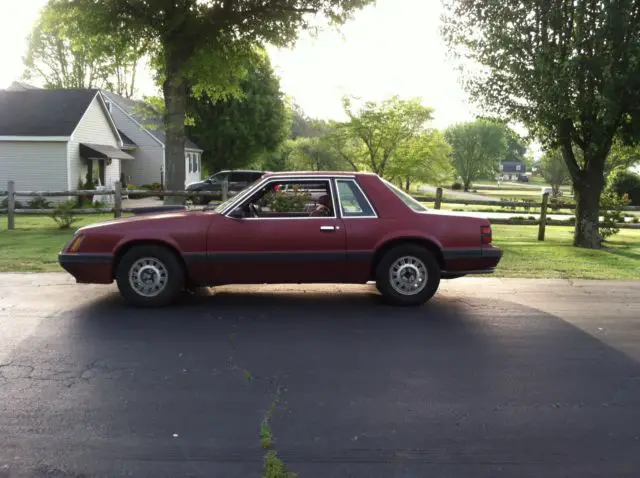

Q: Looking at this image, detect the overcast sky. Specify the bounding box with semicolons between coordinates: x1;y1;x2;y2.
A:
1;0;481;129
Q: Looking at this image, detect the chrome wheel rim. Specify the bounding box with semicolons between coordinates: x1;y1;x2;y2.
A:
389;256;427;296
128;257;169;298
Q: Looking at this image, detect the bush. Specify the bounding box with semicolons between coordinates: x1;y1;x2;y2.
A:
51;200;80;229
608;169;640;205
451;182;463;190
600;191;630;241
27;197;53;210
1;197;24;209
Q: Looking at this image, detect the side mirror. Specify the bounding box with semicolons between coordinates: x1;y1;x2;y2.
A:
228;207;244;219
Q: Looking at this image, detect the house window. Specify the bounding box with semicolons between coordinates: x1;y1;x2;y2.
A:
516;164;521;171
186;153;192;173
194;154;199;172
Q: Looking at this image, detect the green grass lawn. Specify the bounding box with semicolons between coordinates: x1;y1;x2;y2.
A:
0;214;115;272
493;225;640;279
1;215;639;280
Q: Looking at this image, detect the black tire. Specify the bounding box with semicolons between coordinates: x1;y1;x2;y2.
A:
115;244;185;307
191;194;209;205
375;244;441;306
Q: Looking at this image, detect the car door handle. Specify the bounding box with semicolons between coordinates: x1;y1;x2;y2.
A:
320;226;339;232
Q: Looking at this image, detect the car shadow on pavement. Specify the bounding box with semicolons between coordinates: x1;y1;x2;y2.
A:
3;286;640;478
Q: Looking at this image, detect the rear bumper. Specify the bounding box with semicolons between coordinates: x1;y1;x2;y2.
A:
442;246;503;274
58;253;114;284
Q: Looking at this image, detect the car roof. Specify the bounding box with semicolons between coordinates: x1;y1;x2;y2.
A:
262;171;378;178
215;169;265;174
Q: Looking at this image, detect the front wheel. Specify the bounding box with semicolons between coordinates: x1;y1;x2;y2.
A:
375;245;441;306
115;245;185;307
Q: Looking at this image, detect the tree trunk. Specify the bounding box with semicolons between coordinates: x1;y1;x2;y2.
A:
162;48;187;205
573;170;605;248
404;177;411;192
463;180;471;192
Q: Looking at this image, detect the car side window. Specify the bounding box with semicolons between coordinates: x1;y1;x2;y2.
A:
228;172;244;183
241;179;335;218
336;180;376;217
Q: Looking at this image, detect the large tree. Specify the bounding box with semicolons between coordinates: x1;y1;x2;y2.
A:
186;48;289;174
340;95;434;177
62;0;375;203
442;0;640;248
24;0;145;96
444;119;507;191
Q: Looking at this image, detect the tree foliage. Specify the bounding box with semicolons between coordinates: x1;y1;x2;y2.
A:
62;0;375;201
444;119;507;191
386;131;453;191
186;48;289;174
540;149;571;197
24;0;146;96
442;0;640;248
339;96;434;177
607;169;640;206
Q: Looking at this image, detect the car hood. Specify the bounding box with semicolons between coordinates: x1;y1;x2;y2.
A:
186;180;213;189
77;210;211;232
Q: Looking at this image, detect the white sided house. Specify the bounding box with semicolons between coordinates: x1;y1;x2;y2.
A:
3;82;204;191
100;90;203;188
0;88;133;198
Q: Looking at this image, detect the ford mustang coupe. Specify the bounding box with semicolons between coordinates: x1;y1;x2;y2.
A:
58;172;502;307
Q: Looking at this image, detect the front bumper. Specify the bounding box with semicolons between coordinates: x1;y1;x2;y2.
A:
58;253;114;284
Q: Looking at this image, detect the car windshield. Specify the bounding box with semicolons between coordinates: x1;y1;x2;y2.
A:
381;179;428;212
208;173;227;183
213;176;263;213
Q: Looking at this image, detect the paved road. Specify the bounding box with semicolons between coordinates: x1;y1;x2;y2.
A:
1;275;640;478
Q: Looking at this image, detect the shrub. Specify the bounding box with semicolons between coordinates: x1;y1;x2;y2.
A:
451;182;463;190
600;192;630;241
1;197;24;209
27;197;53;210
608;169;640;206
51;200;80;229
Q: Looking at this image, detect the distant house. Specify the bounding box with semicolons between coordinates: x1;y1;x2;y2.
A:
497;160;527;181
3;82;203;190
0;88;133;197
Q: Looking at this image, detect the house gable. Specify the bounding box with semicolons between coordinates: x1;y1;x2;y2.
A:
67;94;124;189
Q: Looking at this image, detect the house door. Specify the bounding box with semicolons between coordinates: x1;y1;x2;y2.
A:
88;159;106;186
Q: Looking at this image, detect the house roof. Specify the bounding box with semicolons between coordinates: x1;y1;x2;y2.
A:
0;89;99;136
500;160;527;173
101;90;202;151
118;129;137;148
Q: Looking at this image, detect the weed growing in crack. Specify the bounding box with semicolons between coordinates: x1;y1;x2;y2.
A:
263;450;297;478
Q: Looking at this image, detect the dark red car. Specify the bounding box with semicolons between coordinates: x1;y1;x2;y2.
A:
59;172;502;307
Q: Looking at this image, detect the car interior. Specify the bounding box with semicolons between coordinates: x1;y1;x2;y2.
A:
233;180;335;218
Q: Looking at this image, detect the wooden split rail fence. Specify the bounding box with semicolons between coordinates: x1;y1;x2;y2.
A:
1;181;639;240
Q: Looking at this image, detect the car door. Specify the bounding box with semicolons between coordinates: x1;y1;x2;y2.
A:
206;178;347;285
334;177;384;283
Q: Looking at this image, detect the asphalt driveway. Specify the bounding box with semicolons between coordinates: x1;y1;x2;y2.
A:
1;275;639;477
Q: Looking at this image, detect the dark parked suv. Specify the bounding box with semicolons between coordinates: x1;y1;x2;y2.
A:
186;169;266;204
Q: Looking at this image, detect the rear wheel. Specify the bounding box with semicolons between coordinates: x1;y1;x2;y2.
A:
115;245;185;307
375;245;441;306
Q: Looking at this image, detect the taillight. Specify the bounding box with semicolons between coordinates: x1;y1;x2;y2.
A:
481;225;492;245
